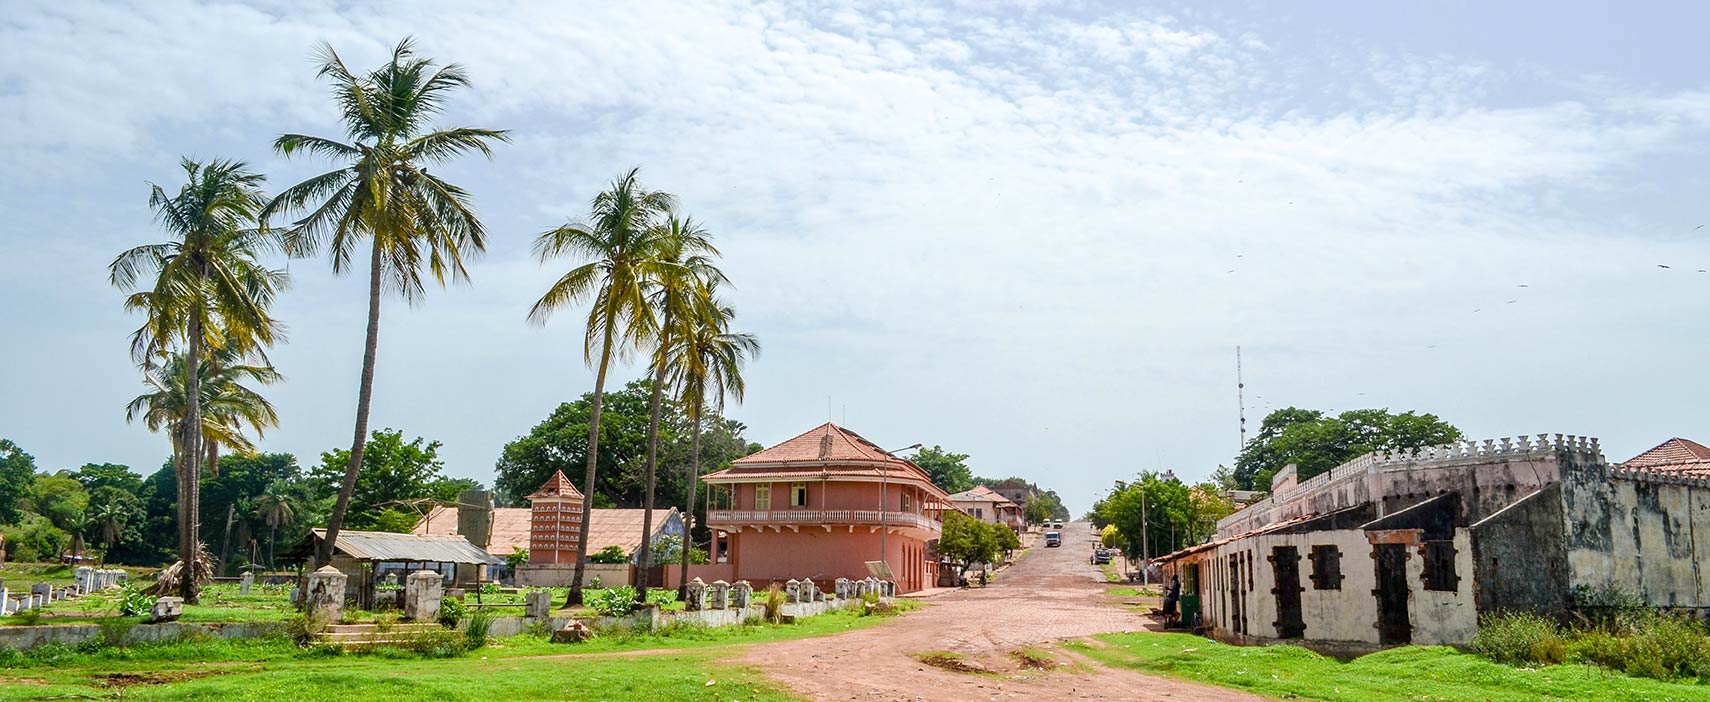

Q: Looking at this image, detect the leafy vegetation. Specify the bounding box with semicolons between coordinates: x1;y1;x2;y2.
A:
1076;631;1710;702
936;510;1021;575
1475;609;1710;683
1090;471;1234;560
1233;406;1463;489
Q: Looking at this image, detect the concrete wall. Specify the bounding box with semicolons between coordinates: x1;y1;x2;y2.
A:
726;529;933;592
0;621;285;651
514;563;631;588
1561;461;1710;610
1470;484;1570;616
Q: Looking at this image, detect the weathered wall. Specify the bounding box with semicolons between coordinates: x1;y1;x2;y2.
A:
1470;484;1570;617
1561;461;1710;609
0;621;284;651
514;563;631;588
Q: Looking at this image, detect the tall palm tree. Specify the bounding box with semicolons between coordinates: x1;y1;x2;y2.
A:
529;168;675;604
90;501;129;565
263;38;508;566
634;216;724;600
126;346;284;469
668;293;759;594
254;481;296;569
111;158;285;603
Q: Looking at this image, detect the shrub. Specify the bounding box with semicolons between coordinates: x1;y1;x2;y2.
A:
437;597;468;628
117;584;156;617
762;584;786;624
1569;613;1710;682
645;588;677;608
589;546;629;564
589;586;640;617
1571;583;1648;633
464;609;493;650
1472;612;1565;666
479;582;500;596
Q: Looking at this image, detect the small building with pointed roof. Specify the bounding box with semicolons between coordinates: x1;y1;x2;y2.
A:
1621;437;1710;476
701;422;951;593
526;470;585;565
947;485;1026;532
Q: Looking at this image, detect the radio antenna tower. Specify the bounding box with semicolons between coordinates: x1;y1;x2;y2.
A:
1236;346;1248;451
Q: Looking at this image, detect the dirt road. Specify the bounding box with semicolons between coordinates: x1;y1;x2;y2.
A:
741;522;1260;701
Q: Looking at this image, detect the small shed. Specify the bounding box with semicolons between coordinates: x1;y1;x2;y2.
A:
285;529;500;607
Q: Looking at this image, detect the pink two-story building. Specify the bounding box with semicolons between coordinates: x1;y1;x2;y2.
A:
701;423;949;593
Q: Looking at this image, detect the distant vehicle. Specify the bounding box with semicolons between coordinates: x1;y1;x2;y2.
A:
1090;549;1113;565
1044;531;1061;547
1050;520;1064;529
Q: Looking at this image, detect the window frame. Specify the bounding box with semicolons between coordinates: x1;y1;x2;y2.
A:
791;482;808;507
754;484;771;511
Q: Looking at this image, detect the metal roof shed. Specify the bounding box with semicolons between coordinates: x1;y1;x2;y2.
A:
285;529;500;608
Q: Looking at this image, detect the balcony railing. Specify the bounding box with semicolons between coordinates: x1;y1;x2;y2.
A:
707;509;941;532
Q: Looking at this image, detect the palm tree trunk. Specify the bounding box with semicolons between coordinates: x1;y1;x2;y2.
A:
269;524;277;570
568;324;616;606
181;308;204;604
679;397;703;595
220;502;236;575
635;326;671;600
320;238;384;566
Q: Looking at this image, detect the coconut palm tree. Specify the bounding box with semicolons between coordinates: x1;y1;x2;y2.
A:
263;38;508;566
254;481;296;569
633;216;724;600
126;346;284;469
668;292;759;594
111;158;285;603
90;501;129;565
529;168;675;604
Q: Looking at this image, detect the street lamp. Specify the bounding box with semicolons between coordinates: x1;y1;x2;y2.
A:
880;443;924;577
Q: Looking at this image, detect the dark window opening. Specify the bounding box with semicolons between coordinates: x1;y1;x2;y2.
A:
1421;540;1459;592
1309;545;1344;590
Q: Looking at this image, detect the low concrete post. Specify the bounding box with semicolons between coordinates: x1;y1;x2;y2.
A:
239;571;254;596
708;580;729;609
304;565;347;623
0;585;8;615
785;579;801;604
685;578;707;612
800;578;815;603
150;596;184;623
31;582;50;602
404;570;444;623
73;567;91;593
731;581;753;610
835;577;850;599
525;589;552;621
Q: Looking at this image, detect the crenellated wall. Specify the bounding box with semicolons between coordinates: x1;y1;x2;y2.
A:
1560;460;1710;610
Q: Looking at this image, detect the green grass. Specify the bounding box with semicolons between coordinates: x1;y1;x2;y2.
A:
0;649;790;701
1104;586;1140;597
1074;632;1710;701
0;562;153;587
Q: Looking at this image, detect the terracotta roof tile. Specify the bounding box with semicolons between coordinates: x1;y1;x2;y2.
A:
708;422;947;498
1622;438;1710;471
732;422;896;465
527;470;584;501
412;506;675;558
947;485;1019;507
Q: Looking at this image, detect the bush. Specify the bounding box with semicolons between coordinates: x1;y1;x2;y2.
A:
589;546;629;564
117;584;156;617
1569;613;1710;682
645;588;677;608
437;597;468;627
589;586;640;617
1472;612;1565;666
464;609;493;650
762;584;786;624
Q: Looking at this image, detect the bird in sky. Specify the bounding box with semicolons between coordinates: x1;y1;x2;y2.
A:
1517;284;1529;288
1659;264;1672;269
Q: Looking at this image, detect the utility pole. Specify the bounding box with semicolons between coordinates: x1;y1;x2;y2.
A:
1139;484;1149;585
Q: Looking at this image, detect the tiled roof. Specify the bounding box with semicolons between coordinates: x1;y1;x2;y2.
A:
303;529;499;565
412;506;677;558
1623;438;1710;469
708;423;946;498
528;470;584;501
947;485;1019;507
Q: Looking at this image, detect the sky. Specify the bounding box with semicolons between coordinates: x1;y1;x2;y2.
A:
2;1;1707;516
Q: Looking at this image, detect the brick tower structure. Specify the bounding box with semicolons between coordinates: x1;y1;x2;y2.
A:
526;470;585;565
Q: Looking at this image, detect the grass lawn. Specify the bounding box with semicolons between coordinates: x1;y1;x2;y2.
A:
0;563;153;588
0;602;917;700
1073;632;1710;702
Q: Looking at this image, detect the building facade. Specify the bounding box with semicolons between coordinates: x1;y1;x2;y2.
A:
947;485;1026;531
1159;434;1710;654
701;423;950;593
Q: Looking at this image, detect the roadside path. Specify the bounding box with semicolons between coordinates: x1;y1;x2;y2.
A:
741;522;1261;701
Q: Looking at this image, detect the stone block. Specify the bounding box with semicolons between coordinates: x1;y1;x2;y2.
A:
404;570;444;622
239;571;254;596
835;577;851;599
150;596;184;623
552;620;593;643
304;565;347;623
525;589;553;620
800;578;815;602
785;579;801;603
684;578;707;612
708;580;729;609
731;581;753;609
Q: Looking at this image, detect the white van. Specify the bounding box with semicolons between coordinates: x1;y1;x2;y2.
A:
1044;531;1062;547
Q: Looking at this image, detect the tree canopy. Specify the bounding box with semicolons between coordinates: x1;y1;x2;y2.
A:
912;445;974;494
1233;407;1463;490
309;429;480;531
1090;471;1235;560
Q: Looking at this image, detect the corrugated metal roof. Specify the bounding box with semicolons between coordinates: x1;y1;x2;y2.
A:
311;529;499;565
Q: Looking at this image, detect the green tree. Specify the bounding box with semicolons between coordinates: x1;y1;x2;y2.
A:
264;38;508;566
74;463;143;493
253;481;296;569
0;439;38;524
666;292;759;594
87;487;145;565
29;474;88;550
528;167;675;604
1234;407;1463;489
937;510;1001;576
309;429;478;530
633;215;724;599
912;446;974;494
110;158;285;602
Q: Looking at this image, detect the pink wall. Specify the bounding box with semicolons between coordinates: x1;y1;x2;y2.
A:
725;528;935;592
727;480;933;513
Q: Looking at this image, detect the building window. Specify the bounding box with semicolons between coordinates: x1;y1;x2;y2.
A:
791;482;808;507
1309;545;1343;590
1422;540;1459;592
754;485;771;510
901;492;913;512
